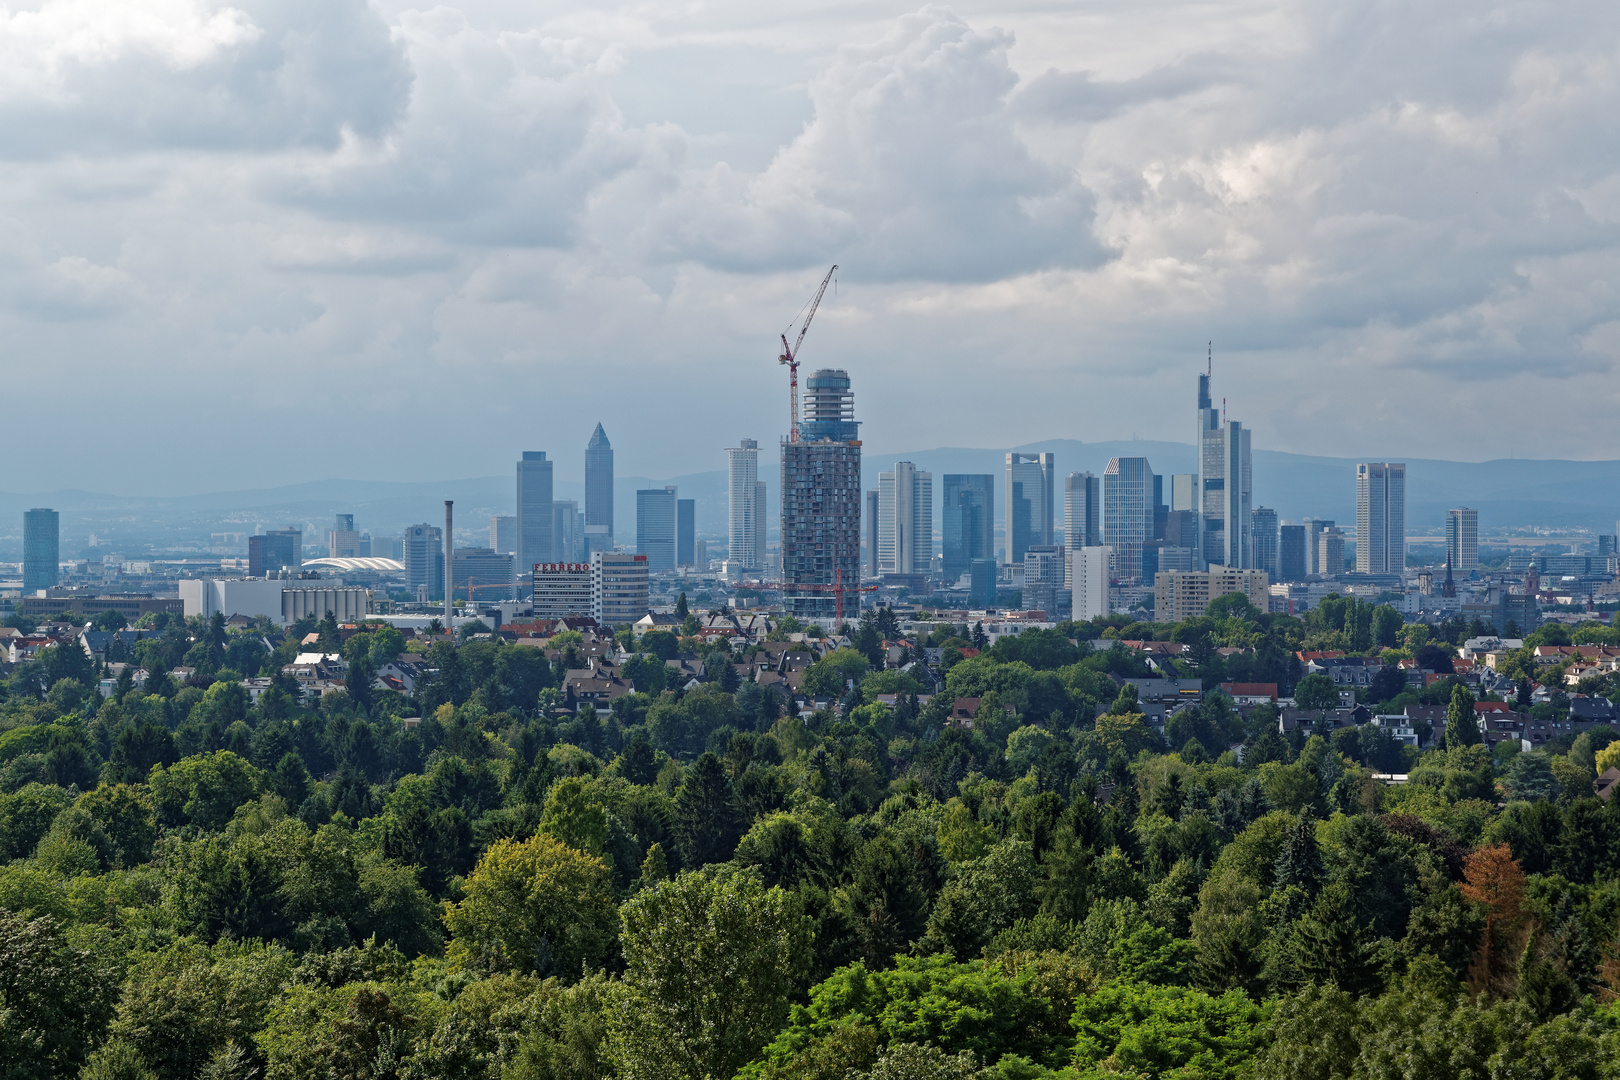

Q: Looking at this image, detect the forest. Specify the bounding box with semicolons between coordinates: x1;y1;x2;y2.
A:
3;595;1620;1080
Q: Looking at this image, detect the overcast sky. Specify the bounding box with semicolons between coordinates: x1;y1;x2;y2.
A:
3;0;1617;494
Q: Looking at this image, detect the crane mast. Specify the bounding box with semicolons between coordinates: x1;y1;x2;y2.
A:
778;264;837;443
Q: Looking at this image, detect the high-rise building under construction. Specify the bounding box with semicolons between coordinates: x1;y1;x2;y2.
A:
781;369;862;622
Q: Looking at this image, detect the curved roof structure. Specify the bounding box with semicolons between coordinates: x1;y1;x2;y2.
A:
302;557;406;572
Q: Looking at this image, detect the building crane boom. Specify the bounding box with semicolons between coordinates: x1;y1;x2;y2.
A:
778;264;837;443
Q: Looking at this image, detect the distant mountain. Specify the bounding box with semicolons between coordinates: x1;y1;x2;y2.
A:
0;441;1610;557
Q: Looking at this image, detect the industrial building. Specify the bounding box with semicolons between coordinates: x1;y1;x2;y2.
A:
21;594;184;620
179;579;370;624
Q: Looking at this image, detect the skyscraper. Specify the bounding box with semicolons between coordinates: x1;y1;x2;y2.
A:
329;513;361;559
781;369;861;621
552;501;583;562
1023;545;1066;616
727;439;763;572
677;499;695;568
22;508;58;593
1356;463;1406;573
1064;472;1100;586
404;524;444;599
1319;526;1346;576
490;515;518;556
256;528;302;575
877;461;932;575
755;480;768;569
1072;546;1111;621
1005;452;1056;564
636;486;677;571
585;423;614;554
943;475;994;585
1251;507;1279;578
517;451;554;576
1279;524;1307;582
1196;371;1252;569
1447;508;1479;571
1303;518;1335;576
1103;456;1155;582
865;489;880;576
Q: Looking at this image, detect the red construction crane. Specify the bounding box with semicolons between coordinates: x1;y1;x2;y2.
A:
732;567;874;624
778;264;837;443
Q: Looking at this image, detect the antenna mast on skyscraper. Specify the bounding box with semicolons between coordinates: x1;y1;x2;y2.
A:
778;264;838;443
1207;341;1212;377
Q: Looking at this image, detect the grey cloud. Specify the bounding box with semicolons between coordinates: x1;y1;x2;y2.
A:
641;6;1110;282
0;0;409;159
1013;53;1239;123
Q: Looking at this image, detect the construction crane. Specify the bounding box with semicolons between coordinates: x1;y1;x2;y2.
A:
731;567;875;624
778;264;837;443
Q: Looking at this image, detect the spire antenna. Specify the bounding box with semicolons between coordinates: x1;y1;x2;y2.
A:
1207;341;1212;377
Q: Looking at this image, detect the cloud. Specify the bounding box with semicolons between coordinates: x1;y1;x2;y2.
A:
640;6;1109;282
0;0;409;156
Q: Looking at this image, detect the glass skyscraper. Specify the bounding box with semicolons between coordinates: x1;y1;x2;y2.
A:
22;508;58;593
516;451;554;576
942;474;994;585
1102;456;1155;584
1005;452;1055;565
1356;463;1406;573
637;486;677;571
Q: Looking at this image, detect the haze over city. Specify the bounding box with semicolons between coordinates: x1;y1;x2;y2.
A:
3;0;1619;494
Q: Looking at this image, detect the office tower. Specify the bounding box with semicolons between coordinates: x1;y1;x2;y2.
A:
943;475;994;585
517;451;554;575
695;539;709;568
727;438;763;572
1170;474;1197;513
592;551;650;626
1073;546;1111;621
865;490;880;576
636;486;678;570
677;499;695;567
1251;507;1279;577
1023;545;1066;616
1302;518;1334;576
1005;452;1056;564
1153;473;1168;542
969;559;998;607
452;549;514;600
1319;526;1346;576
755;481;768;569
328;514;360;559
1102;456;1156;583
1196;372;1252;569
878;461;932;574
532;561;592;618
781;369;861;621
552;501;583;562
585;423;614;553
1064;472;1100;562
254;528;302;575
22;508;59;592
1356;463;1406;573
1598;535;1618;560
1446;508;1479;571
1279;524;1307;582
403;524;444;599
1154;567;1270;622
490;516;518;556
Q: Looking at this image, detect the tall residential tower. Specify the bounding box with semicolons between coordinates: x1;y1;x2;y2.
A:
781;369;862;621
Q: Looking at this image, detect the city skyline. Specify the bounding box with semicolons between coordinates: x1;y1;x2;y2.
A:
1;2;1616;494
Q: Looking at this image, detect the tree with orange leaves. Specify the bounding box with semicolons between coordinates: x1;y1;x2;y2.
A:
1459;842;1528;999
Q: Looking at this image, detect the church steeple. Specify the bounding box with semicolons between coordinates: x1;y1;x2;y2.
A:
1441;551;1456;598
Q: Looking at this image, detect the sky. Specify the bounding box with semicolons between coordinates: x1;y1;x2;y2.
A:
2;0;1618;494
